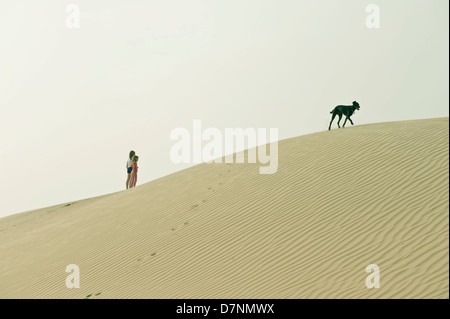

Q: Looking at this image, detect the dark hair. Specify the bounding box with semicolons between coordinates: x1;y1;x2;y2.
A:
129;150;135;159
133;155;139;162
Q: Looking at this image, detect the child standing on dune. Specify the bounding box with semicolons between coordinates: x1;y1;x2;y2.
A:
130;155;139;188
126;150;135;189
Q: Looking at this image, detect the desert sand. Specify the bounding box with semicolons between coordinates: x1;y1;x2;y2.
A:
0;117;448;299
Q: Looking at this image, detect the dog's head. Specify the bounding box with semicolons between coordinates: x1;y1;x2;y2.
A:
353;101;360;110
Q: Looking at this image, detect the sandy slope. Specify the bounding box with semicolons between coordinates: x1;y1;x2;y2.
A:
0;118;448;299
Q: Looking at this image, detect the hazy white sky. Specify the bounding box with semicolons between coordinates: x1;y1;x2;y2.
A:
0;0;448;218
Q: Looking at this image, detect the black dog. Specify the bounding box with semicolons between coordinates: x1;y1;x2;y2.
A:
328;101;360;130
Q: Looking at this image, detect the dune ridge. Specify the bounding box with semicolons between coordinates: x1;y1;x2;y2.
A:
0;117;448;298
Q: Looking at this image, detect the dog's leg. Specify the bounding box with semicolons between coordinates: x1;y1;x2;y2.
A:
329;113;337;130
348;117;354;125
337;113;343;128
343;116;348;128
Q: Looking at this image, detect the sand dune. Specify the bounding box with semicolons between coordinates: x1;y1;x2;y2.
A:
0;118;448;299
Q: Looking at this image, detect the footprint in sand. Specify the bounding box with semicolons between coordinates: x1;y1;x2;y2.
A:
85;292;101;299
136;253;155;265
